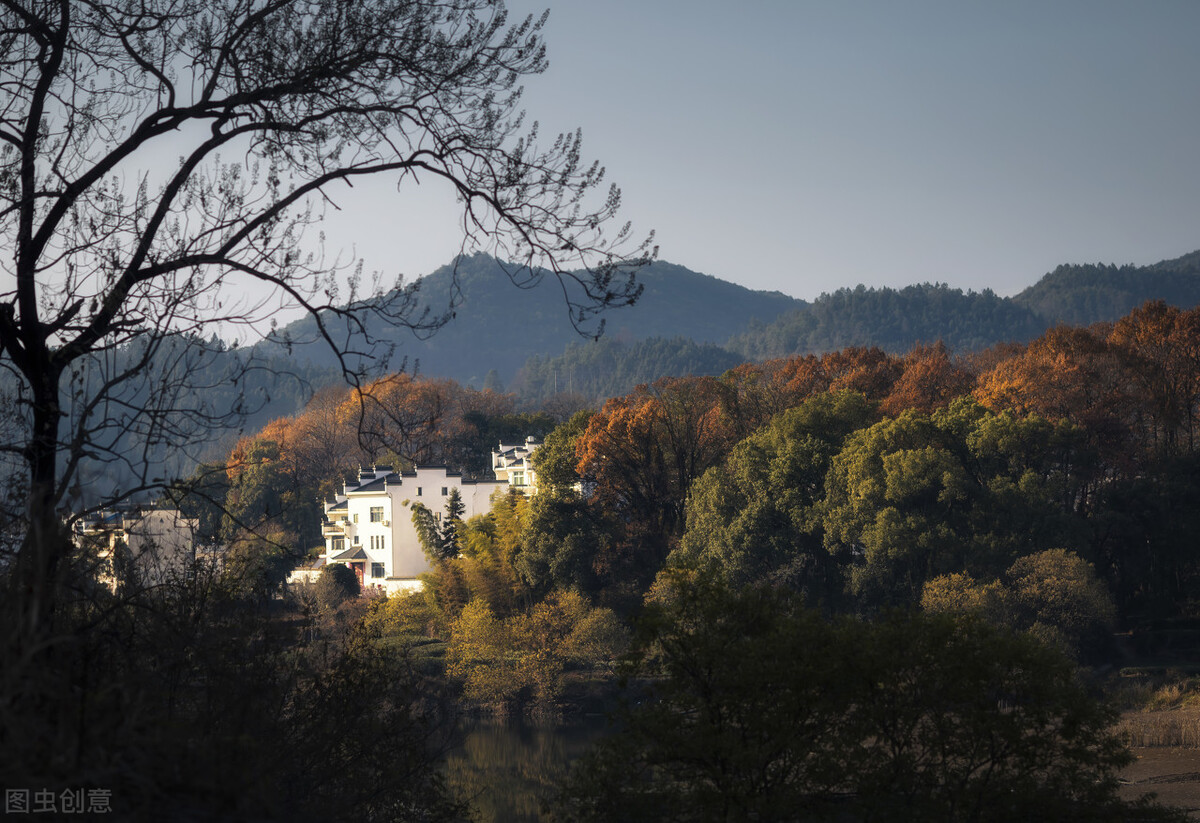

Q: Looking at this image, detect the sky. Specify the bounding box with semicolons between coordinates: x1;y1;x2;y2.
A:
322;0;1200;301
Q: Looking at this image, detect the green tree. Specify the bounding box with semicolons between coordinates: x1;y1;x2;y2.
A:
533;410;595;494
412;488;466;562
923;549;1116;662
514;412;622;600
553;572;1176;823
673;391;875;606
314;563;361;611
518;492;617;598
1007;548;1116;658
445;591;626;710
823;399;1087;609
442;488;465;556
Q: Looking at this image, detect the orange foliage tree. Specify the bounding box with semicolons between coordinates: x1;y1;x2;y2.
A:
974;325;1136;475
881;342;975;417
338;373;451;465
719;347;904;437
1108;301;1200;455
575;377;735;581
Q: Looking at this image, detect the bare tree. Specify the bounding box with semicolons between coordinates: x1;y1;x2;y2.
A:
0;0;652;636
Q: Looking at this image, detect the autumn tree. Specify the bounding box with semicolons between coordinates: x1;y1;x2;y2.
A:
881;341;975;417
575;377;733;589
715;359;805;438
974;325;1135;478
1108;301;1200;455
718;348;903;438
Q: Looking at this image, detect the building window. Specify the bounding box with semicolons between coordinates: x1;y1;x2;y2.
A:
353;535;360;545
512;471;525;486
353;513;359;523
331;536;345;552
416;487;422;496
371;562;385;579
441;486;448;496
369;506;384;522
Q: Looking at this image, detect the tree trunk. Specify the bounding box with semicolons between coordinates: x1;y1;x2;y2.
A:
15;367;66;642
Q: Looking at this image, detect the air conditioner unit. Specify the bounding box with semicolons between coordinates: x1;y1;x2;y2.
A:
382;520;390;527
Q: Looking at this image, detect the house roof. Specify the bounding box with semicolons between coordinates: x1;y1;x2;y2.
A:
331;547;369;561
349;475;389;493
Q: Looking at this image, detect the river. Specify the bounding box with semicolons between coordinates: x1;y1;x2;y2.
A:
445;713;612;822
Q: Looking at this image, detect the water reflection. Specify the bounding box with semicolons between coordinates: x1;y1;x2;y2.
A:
445;714;610;822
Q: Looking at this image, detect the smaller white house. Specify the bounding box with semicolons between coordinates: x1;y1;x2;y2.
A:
75;508;200;589
320;438;542;594
492;435;541;494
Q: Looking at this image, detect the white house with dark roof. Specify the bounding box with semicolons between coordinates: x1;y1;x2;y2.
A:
75;508;201;589
319;437;541;593
491;435;541;495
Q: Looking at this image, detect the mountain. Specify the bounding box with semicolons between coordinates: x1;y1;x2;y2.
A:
510;336;747;405
1011;251;1200;326
259;254;803;386
729;250;1200;360
726;283;1047;360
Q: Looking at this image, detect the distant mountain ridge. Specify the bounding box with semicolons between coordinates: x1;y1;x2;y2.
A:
260;254;804;386
726;250;1200;362
1011;250;1200;326
261;249;1200;401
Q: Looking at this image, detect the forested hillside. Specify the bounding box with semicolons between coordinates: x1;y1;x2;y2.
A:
727;283;1045;360
67;249;1200;501
1013;250;1200;325
258;254;801;386
509;337;745;406
732;250;1200;360
257;250;1200;402
212;300;1200;628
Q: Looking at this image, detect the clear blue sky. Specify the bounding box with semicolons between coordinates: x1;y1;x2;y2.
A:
326;0;1200;300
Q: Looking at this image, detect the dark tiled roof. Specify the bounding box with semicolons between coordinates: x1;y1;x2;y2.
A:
332;547;369;561
349;476;389;493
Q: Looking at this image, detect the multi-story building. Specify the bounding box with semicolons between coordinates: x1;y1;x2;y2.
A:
319;438;541;593
491;435;541;494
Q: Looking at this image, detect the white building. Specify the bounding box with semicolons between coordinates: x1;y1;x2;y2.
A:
492;435;541;494
319;438;540;594
76;508;200;589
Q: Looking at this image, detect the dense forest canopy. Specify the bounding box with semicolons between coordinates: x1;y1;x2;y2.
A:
210;300;1200;626
154;298;1200;819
